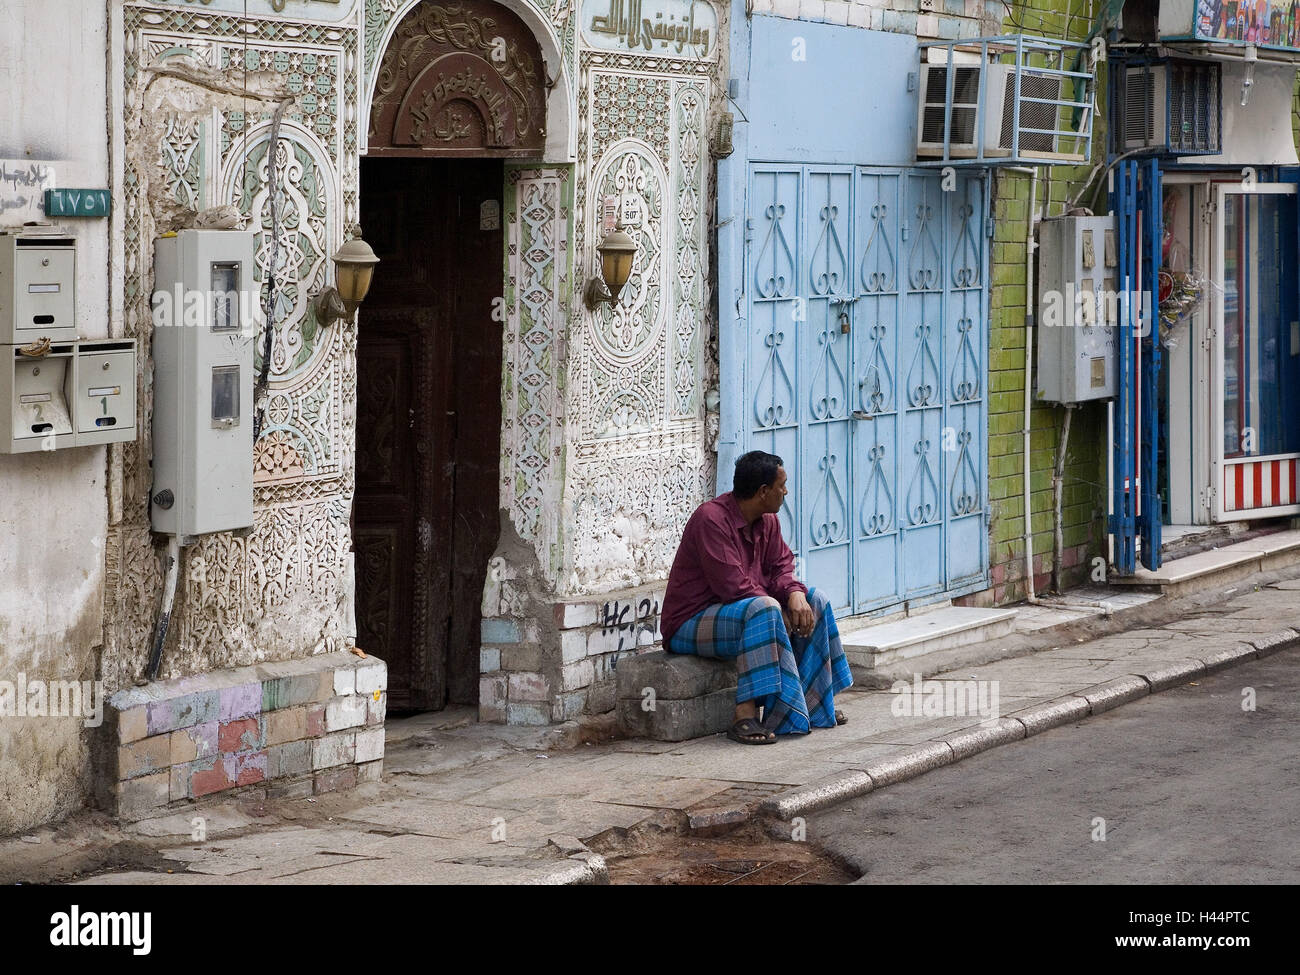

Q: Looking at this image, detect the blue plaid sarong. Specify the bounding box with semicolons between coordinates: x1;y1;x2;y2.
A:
666;587;853;735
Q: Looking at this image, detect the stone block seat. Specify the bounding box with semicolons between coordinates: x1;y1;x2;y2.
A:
616;649;737;741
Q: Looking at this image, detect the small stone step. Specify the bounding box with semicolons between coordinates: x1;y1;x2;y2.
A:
615;650;736;701
615;650;737;741
1110;528;1300;597
1152;524;1239;561
838;606;1019;677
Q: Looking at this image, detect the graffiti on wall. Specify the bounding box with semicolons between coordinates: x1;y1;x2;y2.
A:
599;593;660;658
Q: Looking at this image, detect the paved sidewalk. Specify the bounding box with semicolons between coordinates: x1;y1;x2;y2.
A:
6;570;1300;885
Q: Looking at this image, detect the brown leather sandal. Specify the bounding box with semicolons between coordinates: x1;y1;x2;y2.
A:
727;717;777;745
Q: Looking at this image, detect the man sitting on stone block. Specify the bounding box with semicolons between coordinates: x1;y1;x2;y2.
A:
660;450;853;745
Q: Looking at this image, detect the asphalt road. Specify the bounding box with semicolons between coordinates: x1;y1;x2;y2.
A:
811;648;1300;884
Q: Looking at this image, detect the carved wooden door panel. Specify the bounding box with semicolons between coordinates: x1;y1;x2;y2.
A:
357;158;453;711
355;317;429;709
356;156;503;711
367;0;548;159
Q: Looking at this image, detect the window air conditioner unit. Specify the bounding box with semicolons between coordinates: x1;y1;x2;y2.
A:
1121;61;1221;155
917;62;1068;160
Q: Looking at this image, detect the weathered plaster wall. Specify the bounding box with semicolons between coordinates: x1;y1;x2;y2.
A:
102;0;364;690
979;0;1108;603
478;0;730;721
463;0;729;599
559;0;729;595
0;0;112;834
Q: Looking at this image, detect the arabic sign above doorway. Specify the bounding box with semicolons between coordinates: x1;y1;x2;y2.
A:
582;0;719;62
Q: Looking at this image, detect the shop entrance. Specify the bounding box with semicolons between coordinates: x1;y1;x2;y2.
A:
1161;175;1300;528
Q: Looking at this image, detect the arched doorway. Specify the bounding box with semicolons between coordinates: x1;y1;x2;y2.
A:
355;0;549;710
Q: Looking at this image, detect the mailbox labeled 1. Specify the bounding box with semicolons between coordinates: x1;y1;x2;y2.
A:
74;339;137;446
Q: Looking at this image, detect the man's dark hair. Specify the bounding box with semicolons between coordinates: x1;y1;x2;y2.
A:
733;450;783;499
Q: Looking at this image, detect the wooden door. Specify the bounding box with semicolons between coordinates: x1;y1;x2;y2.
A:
355;157;504;710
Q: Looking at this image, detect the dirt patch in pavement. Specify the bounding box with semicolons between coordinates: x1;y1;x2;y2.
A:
593;820;856;885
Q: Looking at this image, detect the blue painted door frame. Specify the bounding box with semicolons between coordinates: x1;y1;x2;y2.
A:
1109;158;1163;573
718;11;991;615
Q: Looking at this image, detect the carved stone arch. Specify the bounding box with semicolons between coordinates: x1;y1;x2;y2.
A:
367;0;561;159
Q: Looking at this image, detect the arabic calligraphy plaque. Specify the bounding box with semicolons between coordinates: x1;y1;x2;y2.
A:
369;1;547;157
581;0;719;62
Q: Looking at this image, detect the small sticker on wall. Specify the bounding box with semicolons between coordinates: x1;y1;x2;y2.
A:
480;199;500;231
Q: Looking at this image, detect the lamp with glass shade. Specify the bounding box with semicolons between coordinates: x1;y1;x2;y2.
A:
313;235;380;327
583;223;638;311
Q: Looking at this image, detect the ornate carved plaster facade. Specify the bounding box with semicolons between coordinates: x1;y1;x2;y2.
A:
96;0;727;725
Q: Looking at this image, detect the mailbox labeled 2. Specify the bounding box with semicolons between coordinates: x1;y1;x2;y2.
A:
1;345;74;453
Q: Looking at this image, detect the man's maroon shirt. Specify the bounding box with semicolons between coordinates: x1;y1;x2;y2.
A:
660;491;808;642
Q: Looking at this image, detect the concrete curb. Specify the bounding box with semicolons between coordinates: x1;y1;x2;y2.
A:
942;717;1027;760
859;740;955;788
1070;675;1150;715
527;853;609;885
1250;628;1300;656
761;771;874;821
1198;643;1264;674
1134;657;1207;693
1009;695;1090;735
755;641;1294;823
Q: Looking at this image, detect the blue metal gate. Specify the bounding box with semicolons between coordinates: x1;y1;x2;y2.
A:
743;165;990;616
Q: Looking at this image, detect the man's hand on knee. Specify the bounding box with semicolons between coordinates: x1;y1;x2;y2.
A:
786;591;815;637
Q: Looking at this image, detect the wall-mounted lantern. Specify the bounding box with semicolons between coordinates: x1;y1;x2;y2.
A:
583;224;638;311
312;235;380;327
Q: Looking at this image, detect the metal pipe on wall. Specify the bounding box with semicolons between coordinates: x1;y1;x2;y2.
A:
1007;165;1040;602
1052;404;1074;593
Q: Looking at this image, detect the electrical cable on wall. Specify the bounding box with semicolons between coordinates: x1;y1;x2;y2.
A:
254;97;291;442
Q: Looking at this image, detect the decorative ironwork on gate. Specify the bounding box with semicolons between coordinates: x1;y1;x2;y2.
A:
744;166;990;616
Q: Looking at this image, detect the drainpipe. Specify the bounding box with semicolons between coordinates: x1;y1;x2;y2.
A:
1052;403;1074;593
1006;165;1040;603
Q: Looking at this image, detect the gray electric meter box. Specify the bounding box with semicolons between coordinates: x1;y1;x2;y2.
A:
151;230;256;540
1035;215;1119;404
0;227;78;345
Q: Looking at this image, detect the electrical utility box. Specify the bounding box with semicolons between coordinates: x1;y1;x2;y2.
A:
1035;215;1119;404
0;228;78;345
151;230;256;540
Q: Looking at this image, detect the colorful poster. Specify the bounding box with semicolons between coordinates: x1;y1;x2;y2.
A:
1197;0;1300;48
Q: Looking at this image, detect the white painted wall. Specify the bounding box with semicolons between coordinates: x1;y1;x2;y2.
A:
0;0;111;834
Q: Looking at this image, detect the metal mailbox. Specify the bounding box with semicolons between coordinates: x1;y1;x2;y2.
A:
1;343;75;453
73;339;137;446
0;228;78;345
